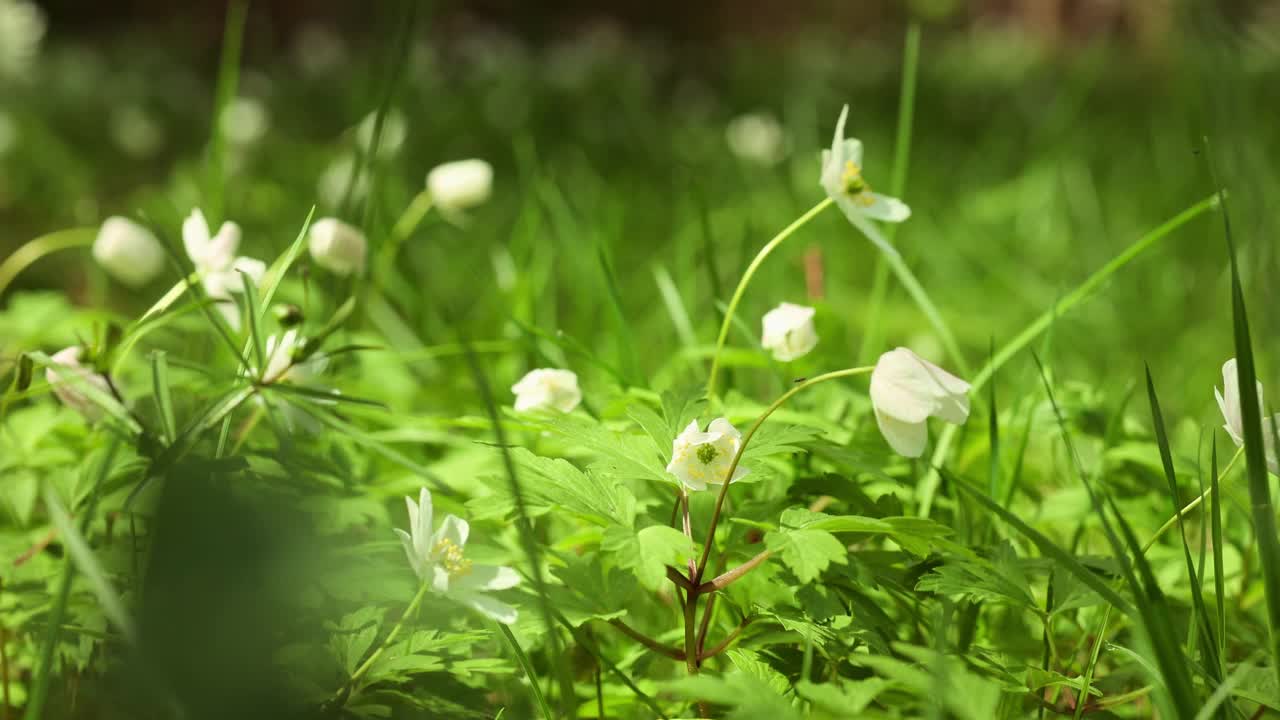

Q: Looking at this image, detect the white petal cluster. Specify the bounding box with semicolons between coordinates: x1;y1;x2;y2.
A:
725;112;787;166
761;302;818;362
1216;358;1279;475
666;418;749;492
307;217;366;277
511;368;581;413
820;106;910;236
45;346;111;422
869;347;970;458
396;488;521;624
426;159;493;212
93;217;166;288
182;208;266;331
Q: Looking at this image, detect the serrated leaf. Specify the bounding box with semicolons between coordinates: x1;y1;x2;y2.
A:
603;525;694;589
508;447;636;527
765;526;846;583
533;412;671;485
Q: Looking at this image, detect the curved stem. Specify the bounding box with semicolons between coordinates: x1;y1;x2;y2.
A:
1141;446;1243;553
339;581;430;699
499;622;554;720
698;617;754;662
694;366;874;581
697;549;772;594
0;229;95;300
606;619;685;661
705;197;833;398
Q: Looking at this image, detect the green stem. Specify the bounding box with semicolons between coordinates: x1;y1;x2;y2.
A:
705;197;833;398
916;192;1220;518
694;366;874;581
338;581;430;701
1141;446;1242;553
498;623;554;720
0;229;95;300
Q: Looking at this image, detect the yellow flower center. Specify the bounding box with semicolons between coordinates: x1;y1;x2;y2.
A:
696;443;719;465
841;160;875;206
433;537;473;578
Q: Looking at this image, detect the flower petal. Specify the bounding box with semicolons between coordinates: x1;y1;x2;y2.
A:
874;405;928;458
453;592;518;625
434;514;469;551
182;208;211;265
393;528;423;580
707;417;741;441
454;565;521;592
870;349;938;424
231;256;266;287
860;193;911;223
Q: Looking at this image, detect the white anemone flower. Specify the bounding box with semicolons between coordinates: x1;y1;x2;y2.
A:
820;105;910;253
93;217;166;288
870;347;971;458
511;368;581;413
725;112;787;166
307;217;366;277
1216;358;1279;475
45;346;111;422
666;418;749;492
426;159;493;212
761;302;818;362
182;208;266;331
395;488;521;624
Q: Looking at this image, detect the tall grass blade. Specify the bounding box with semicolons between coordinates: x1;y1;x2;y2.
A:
497;623;553;720
151;350;177;443
204;0;248;223
1210;440;1226;661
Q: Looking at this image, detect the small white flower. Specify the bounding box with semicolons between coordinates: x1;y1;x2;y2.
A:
93;217;166;288
511;368;581;413
426;159;493;212
45;346;111;422
725;112;786;166
307;217;366;277
395;488;521;624
870;347;970;458
820;106;910;242
183;208;266;331
220;97;270;146
0;0;45;80
1216;358;1279;475
262;329;327;385
665;418;749;492
761;302;818;362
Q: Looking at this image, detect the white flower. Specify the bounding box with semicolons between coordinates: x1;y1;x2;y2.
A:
45;346;111;422
395;488;520;624
870;347;970;458
1216;358;1279;475
307;217;366;277
820;105;910;234
262;329;327;385
761;302;818;362
219;97;270;146
726;112;786;166
0;0;45;80
426;159;493;212
93;217;166;288
666;418;749;492
511;368;581;413
183;208;266;331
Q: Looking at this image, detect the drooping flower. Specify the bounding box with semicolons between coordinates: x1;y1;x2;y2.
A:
45;346;112;422
307;217;366;277
761;302;818;362
1216;358;1279;475
93;217;166;288
819;106;910;244
511;368;581;413
395;488;520;624
666;418;749;492
182;208;266;331
870;347;970;458
426;159;493;212
725;112;787;166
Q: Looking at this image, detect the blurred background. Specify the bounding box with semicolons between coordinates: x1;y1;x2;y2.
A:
2;0;1279;413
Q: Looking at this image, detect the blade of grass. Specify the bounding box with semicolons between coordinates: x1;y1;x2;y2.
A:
554;609;670;720
653;264;697;349
1073;606;1113;720
496;623;553;720
919;192;1221;517
239;270;266;378
597;244;641;387
204;0;248;224
1211;440;1226;662
151;351;177;444
359;0;417;236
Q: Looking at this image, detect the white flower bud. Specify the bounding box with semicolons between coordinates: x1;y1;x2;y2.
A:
1216;358;1279;475
869;347;970;458
307;217;367;277
726;112;786;166
511;368;581;413
761;302;818;362
426;159;493;211
93;217;166;288
45;346;111;421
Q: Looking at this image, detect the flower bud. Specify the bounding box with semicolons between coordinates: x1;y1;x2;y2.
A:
45;346;112;421
761;302;818;362
426;159;493;211
92;217;166;288
307;217;367;276
511;368;580;413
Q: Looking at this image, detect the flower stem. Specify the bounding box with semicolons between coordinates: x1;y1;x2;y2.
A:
337;581;430;702
694;366;874;582
705;197;833;398
0;228;95;300
498;622;554;720
606;619;685;660
698;617;753;662
1141;446;1243;553
697;549;773;594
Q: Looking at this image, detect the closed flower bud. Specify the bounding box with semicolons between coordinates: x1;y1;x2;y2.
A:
511;368;581;413
426;159;493;211
307;217;367;276
45;346;112;422
869;347;970;458
761;302;818;362
92;217;166;288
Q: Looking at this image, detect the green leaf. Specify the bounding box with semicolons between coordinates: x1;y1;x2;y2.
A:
603;525;694;590
150;350;177;443
765;525;846;583
547;555;630;627
505;447;637;527
796;679;892;716
916;542;1036;610
532;412;670;485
